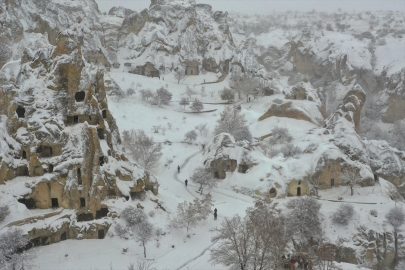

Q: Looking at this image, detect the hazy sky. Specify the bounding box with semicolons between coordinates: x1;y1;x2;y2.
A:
95;0;405;14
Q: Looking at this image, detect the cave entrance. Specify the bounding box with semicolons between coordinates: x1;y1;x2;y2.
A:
374;174;379;182
214;172;219;179
75;91;85;102
80;198;85;207
96;208;109;219
41;237;49;246
48;164;54;173
18;198;36;209
74;115;79;124
77;212;94;222
240;165;249;173
97;129;105;139
98;230;105;239
51;198;59;208
16;107;25;118
331;178;335;187
269;187;277;198
99;156;105;166
297;187;301;196
36;145;53;158
22;150;27;159
102;110;107;119
60;232;67;241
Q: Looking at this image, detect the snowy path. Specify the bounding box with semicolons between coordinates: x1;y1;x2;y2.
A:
175;240;218;270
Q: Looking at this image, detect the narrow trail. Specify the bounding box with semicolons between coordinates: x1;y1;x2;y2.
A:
174;151;253;204
175;240;218;270
173;151;200;198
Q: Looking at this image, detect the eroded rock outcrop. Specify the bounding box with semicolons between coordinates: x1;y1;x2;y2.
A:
0;33;158;219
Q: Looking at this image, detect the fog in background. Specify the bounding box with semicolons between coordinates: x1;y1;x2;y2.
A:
95;0;405;14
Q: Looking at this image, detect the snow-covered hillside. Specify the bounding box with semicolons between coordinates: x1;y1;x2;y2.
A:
0;0;405;270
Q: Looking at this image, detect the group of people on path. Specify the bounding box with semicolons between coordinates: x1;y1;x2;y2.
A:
282;254;313;270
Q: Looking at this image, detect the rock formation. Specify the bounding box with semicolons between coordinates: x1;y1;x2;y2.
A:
0;32;158;221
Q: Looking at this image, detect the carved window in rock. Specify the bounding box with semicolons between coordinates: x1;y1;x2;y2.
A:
102;110;107;119
297;187;301;196
51;198;59;208
226;165;230;171
80;198;85;207
77;168;82;185
22;150;27;159
240;165;248;173
74;115;79;124
16;107;25;118
97;129;105;139
60;232;67;241
99;156;105;166
48;164;54;173
75;91;85;102
331;178;335;187
214;172;219;179
98;230;105;239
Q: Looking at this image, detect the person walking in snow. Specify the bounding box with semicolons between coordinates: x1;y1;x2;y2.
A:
178;165;180;173
214;208;217;220
185;179;188;187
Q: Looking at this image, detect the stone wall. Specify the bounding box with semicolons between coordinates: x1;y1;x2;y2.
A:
210;158;237;179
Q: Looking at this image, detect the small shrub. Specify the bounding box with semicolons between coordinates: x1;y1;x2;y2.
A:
269;126;292;145
281;143;302;158
184;130;198;143
0;206;10;222
332;203;355;226
370;209;378;217
272;98;284;104
121;207;147;226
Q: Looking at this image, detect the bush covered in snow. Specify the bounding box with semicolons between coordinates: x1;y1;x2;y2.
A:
184;130;198;143
281;143;302;158
370;209;378;217
272;98;284;104
121;207;147;226
190;99;204;113
0;228;32;269
151;87;172;105
332;203;355;226
214;106;252;142
0;206;10;222
269;126;293;145
220;87;235;103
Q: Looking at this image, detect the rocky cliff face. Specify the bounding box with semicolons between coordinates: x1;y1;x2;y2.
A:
117;0;235;75
0;32;157;218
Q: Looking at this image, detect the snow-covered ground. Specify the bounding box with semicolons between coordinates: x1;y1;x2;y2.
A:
4;71;396;270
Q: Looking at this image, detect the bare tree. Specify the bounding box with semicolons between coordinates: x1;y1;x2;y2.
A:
0;228;33;270
339;167;362;196
0;206;10;222
194;123;208;136
214;106;250;141
220;87;235;103
230;74;261;102
286;197;322;250
184;86;197;99
386;207;405;265
172;194;213;233
210;215;251;270
135;221;154;258
179;97;189;111
184;130;198;143
332;203;355;226
211;201;288;270
190;167;217;194
190;99;204;113
303;171;321;197
122;129;163;170
153;87;172;105
175;68;185;84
